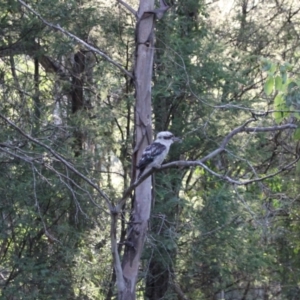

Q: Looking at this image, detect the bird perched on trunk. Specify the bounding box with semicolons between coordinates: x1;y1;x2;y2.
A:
137;131;181;179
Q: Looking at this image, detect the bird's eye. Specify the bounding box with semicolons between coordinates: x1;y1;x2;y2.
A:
164;135;173;140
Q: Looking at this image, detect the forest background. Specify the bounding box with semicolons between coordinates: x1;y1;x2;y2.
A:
1;0;300;299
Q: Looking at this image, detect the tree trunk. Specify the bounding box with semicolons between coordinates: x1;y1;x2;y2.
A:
120;0;155;299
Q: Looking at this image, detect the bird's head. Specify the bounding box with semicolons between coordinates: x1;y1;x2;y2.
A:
155;131;181;144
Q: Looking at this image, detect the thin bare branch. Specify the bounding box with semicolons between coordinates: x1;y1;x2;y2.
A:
116;166;156;210
0;113;113;211
18;0;133;79
171;281;190;300
117;121;298;207
0;143;108;216
31;165;61;244
116;0;137;17
111;213;125;294
200;121;297;163
200;118;257;162
161;157;298;186
244;124;297;133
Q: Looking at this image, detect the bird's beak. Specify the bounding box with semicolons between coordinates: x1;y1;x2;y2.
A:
172;136;181;143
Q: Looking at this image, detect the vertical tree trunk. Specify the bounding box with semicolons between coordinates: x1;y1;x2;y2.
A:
120;1;155;299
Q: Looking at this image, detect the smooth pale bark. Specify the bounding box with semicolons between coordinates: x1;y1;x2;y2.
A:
119;1;155;299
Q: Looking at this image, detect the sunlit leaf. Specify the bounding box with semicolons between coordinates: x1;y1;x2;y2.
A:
281;70;288;84
268;63;277;75
273;94;286;123
264;77;274;95
275;76;282;91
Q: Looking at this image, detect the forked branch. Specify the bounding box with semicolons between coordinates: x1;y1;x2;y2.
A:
116;120;298;207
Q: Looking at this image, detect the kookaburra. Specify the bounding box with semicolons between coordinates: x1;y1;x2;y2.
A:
137;131;181;178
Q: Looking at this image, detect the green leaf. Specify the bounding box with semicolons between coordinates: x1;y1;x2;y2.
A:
288;81;298;92
272;199;280;208
294;113;300;121
275;76;283;91
284;62;293;71
281;70;288;84
274;94;284;106
293;128;300;141
268;63;277;75
262;60;277;75
264;77;274;95
273;94;286;123
262;63;271;71
279;65;286;73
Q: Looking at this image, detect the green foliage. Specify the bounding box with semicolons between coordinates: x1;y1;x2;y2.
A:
1;0;300;299
0;0;127;298
262;59;300;127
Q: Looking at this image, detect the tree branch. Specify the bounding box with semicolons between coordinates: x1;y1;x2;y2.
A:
111;213;125;295
116;121;298;207
200;121;297;163
171;280;190;300
0;113;113;211
161;157;298;185
244;124;297;133
0;141;109;216
18;0;133;79
116;167;156;211
116;0;137;17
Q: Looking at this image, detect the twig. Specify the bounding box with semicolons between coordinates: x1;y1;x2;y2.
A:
110;213;125;294
199;121;297;163
18;0;133;79
116;121;298;207
116;166;156;210
0;141;108;214
162;157;298;185
116;0;137;17
0;113;113;211
31;165;61;244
